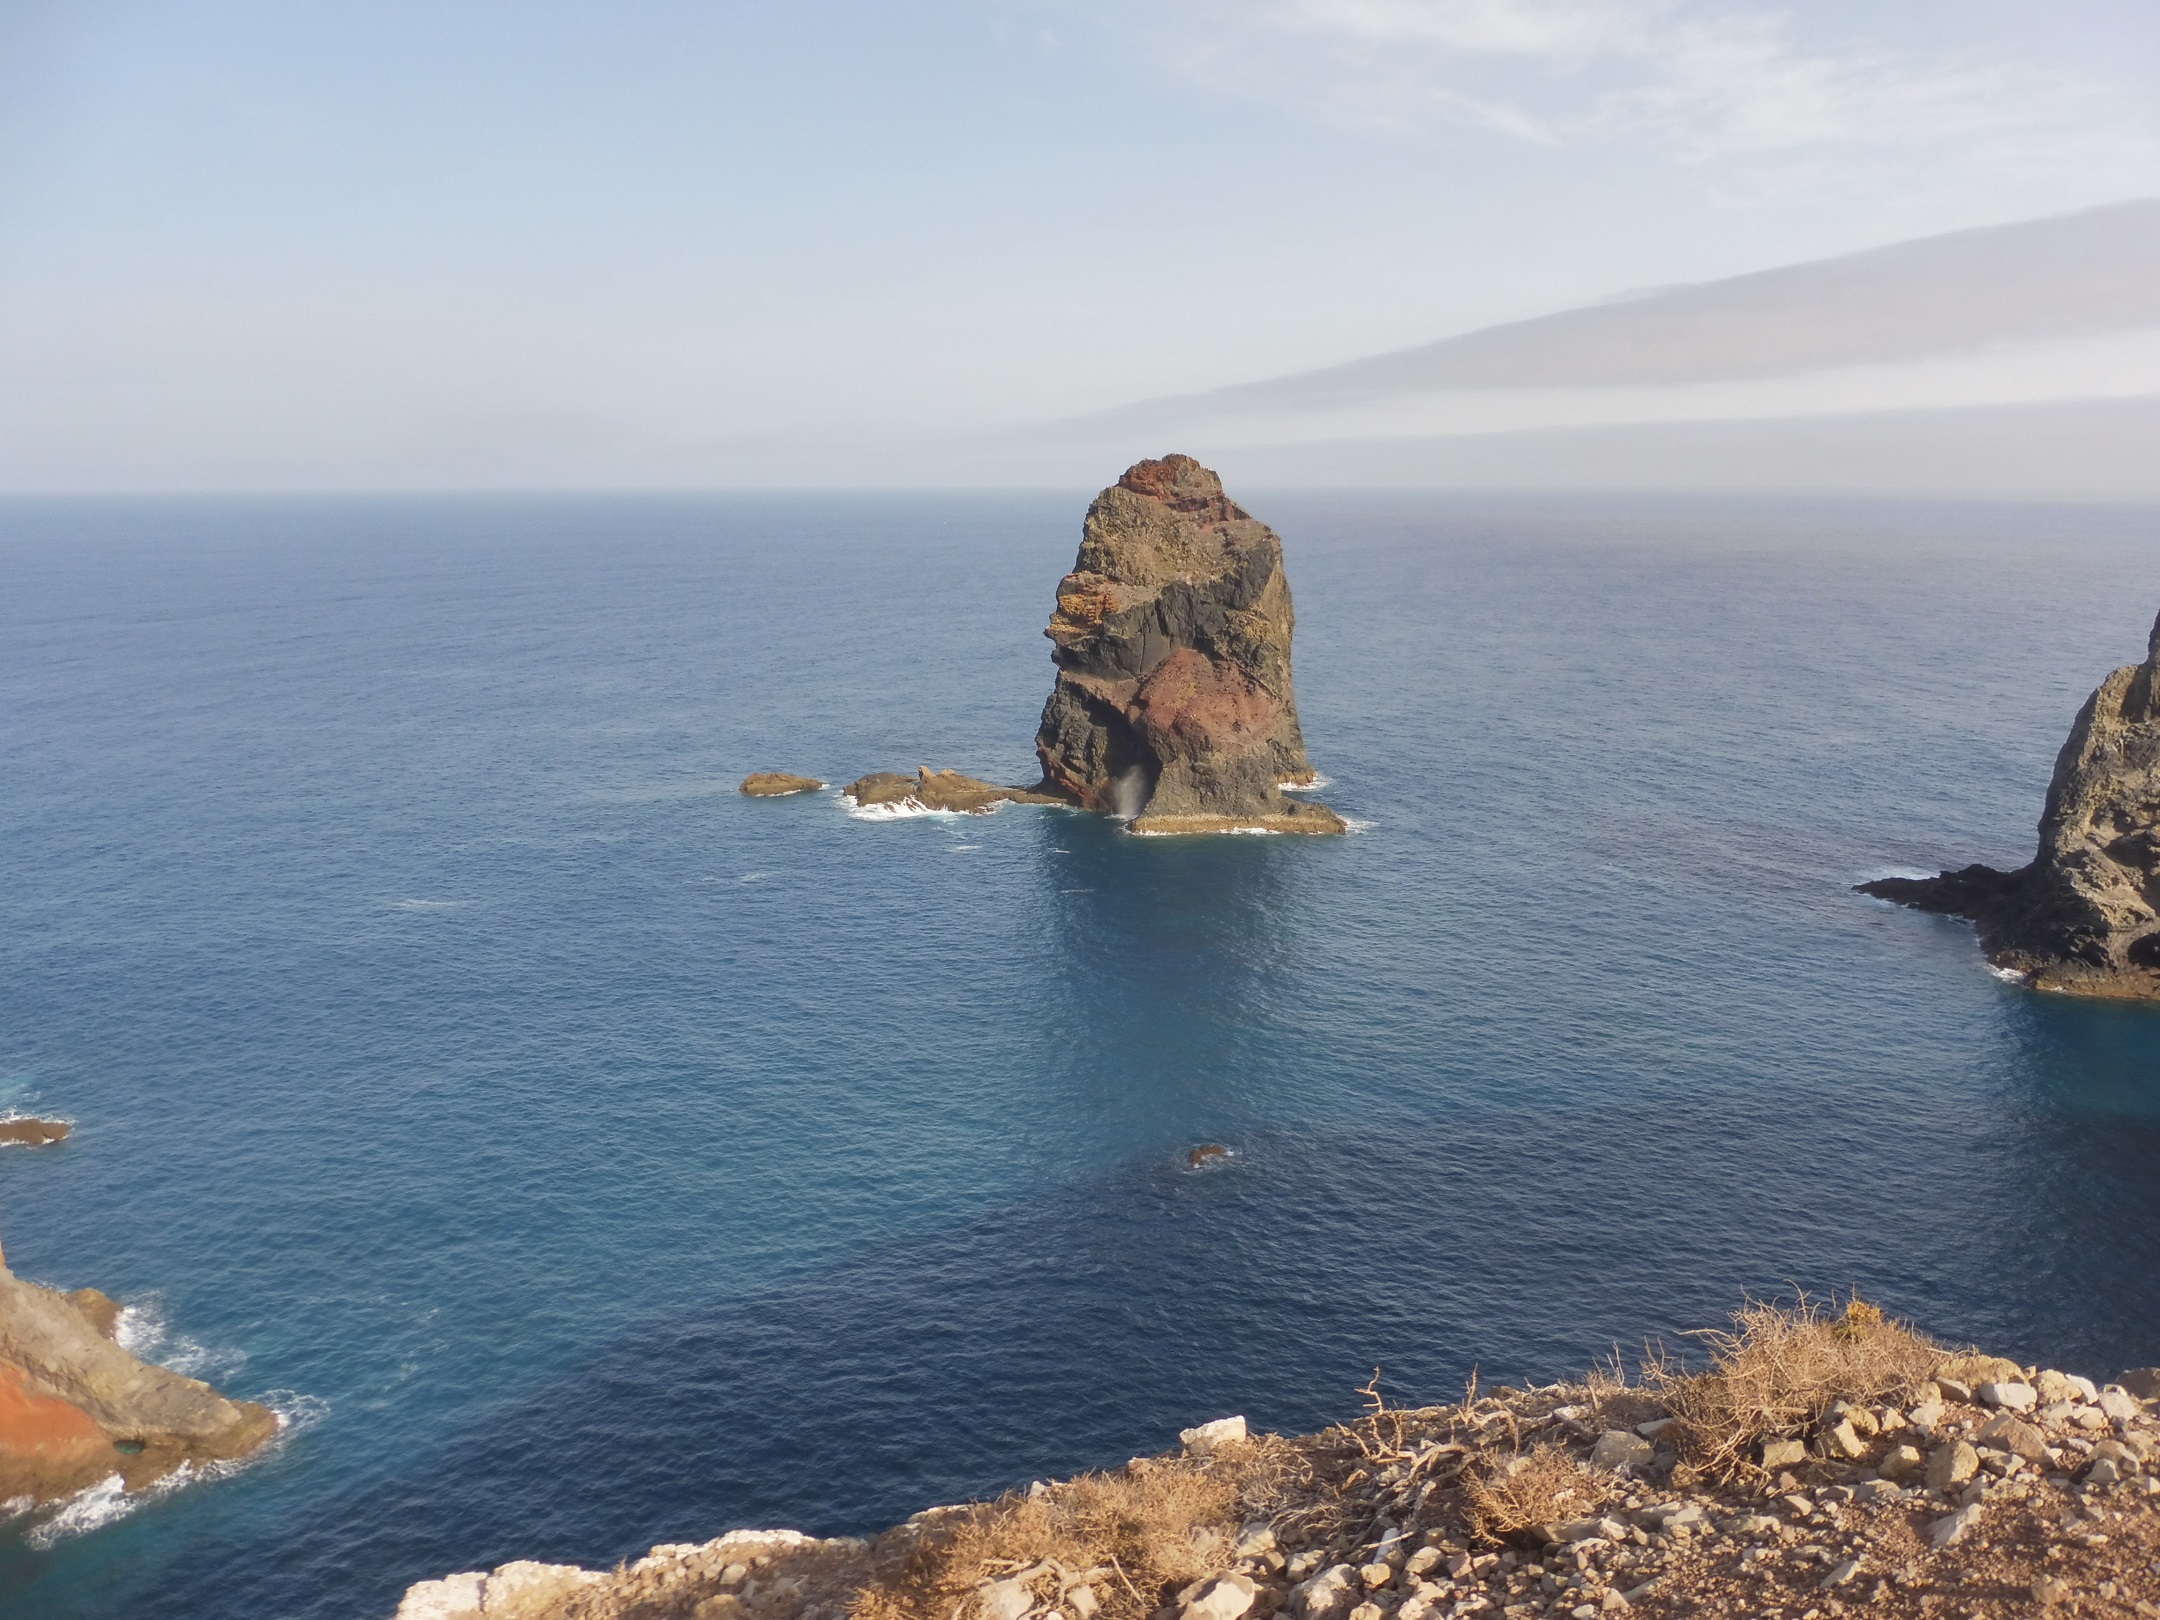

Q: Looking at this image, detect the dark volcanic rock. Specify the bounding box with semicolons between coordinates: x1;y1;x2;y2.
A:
1863;609;2160;996
1033;455;1343;836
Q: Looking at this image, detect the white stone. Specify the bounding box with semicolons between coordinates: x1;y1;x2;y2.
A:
1589;1430;1654;1471
1928;1504;1984;1549
1235;1524;1278;1560
1069;1588;1099;1620
2088;1457;2125;1486
1183;1575;1259;1620
2099;1387;2143;1424
1818;1558;1862;1589
1978;1382;2038;1412
1181;1416;1249;1456
395;1574;487;1620
978;1576;1036;1620
480;1562;601;1618
1293;1563;1358;1618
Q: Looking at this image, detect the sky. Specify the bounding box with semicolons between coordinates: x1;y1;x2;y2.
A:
4;0;2160;489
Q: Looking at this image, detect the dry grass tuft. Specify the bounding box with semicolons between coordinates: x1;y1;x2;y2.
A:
850;1461;1239;1620
1646;1292;1946;1482
1462;1446;1612;1544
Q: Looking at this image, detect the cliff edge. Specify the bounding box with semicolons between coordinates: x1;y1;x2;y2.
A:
1863;607;2160;996
1033;456;1343;836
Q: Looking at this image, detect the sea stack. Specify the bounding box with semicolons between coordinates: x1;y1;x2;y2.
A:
1862;608;2160;997
1033;455;1343;835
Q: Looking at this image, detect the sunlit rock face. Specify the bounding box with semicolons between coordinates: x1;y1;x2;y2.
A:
1864;608;2160;996
1032;455;1342;837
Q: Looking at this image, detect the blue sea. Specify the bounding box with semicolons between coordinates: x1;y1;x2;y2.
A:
3;491;2159;1619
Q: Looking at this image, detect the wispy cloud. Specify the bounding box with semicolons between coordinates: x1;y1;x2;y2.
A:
1052;0;2160;210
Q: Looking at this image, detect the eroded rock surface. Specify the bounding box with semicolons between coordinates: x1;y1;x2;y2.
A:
843;768;1062;815
1034;456;1342;836
0;1264;275;1505
0;1117;71;1148
1863;609;2160;996
740;773;825;797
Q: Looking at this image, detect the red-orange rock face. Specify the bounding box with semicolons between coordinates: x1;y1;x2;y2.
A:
1033;456;1342;834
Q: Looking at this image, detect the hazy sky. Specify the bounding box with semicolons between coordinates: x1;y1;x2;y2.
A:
5;0;2160;487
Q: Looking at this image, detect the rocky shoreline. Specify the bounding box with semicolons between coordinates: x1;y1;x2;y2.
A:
392;1301;2160;1620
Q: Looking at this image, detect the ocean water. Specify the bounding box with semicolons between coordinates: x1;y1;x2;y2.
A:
2;490;2159;1619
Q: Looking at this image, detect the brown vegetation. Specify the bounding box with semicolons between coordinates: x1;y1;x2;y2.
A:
1647;1293;1950;1482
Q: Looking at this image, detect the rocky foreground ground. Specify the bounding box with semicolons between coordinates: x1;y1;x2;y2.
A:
395;1302;2160;1620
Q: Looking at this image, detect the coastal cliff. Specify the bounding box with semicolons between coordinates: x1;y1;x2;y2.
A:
392;1300;2160;1620
1862;608;2160;996
1033;457;1343;836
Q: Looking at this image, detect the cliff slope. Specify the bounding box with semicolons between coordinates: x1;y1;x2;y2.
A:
1863;609;2160;996
1033;457;1343;836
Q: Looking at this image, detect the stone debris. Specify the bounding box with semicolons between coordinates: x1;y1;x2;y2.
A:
388;1356;2160;1620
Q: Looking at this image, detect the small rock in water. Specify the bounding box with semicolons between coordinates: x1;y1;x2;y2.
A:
1187;1143;1231;1169
0;1117;70;1147
738;772;824;797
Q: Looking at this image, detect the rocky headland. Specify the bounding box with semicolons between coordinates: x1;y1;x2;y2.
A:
1033;457;1341;837
392;1300;2160;1620
1862;609;2160;996
0;1262;276;1511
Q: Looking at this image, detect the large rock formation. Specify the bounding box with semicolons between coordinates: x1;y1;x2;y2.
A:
1033;456;1343;835
0;1264;276;1506
1862;609;2160;996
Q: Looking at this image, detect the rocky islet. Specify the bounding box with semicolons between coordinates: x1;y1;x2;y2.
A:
1863;606;2160;997
748;455;1343;837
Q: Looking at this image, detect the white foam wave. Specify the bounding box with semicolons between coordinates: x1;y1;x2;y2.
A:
260;1389;332;1435
1342;818;1377;834
113;1295;248;1380
394;898;462;911
737;872;773;883
842;795;984;820
1279;774;1332;791
26;1475;133;1548
1853;866;1938;885
1986;964;2031;985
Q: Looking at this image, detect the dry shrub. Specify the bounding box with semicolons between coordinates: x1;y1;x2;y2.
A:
851;1462;1238;1620
1647;1293;1946;1482
1462;1446;1612;1544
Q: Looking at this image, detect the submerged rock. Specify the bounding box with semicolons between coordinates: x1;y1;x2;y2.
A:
843;767;1063;815
1033;456;1343;836
740;773;825;797
0;1264;275;1507
0;1118;70;1148
1863;607;2160;997
1186;1143;1231;1169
